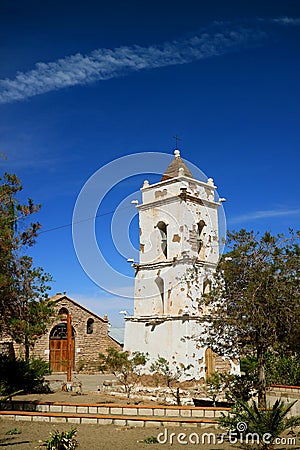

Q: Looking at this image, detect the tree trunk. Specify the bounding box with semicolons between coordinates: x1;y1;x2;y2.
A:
176;387;181;406
257;347;266;407
25;336;30;362
25;344;30;362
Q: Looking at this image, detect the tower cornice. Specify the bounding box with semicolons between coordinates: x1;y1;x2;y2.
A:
133;258;218;271
124;314;212;323
141;175;217;192
138;193;220;211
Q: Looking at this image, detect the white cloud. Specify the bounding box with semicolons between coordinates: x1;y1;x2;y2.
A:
272;17;300;26
0;27;265;104
229;208;300;225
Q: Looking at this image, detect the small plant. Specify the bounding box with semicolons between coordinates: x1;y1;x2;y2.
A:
5;428;21;435
143;436;159;444
40;428;78;450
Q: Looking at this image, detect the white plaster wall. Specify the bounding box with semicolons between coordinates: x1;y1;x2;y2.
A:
134;262;215;317
124;318;207;380
141;176;216;205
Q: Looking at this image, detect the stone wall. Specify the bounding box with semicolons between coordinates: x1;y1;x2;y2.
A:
11;295;122;372
214;355;232;373
0;340;15;358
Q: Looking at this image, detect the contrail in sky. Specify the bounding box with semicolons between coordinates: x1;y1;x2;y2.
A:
229;208;300;225
0;18;298;104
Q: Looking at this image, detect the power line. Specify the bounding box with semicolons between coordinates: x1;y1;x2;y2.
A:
38;205;133;235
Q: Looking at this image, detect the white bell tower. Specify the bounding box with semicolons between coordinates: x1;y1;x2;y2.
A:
124;150;225;379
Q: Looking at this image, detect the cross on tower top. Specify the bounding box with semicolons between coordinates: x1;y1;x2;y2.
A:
173;135;181;149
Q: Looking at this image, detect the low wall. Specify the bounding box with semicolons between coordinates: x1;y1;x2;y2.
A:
0;401;229;427
269;384;300;395
0;400;229;419
267;384;300;416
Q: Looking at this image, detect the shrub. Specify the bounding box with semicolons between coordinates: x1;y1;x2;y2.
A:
264;353;300;386
0;355;50;394
218;398;300;449
241;354;300;388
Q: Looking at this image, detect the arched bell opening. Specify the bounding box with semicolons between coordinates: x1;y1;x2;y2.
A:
157;221;168;259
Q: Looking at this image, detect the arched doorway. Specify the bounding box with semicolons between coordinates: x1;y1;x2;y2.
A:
49;323;75;372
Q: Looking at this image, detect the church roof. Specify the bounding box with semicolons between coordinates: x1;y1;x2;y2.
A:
161;150;193;181
50;293;108;323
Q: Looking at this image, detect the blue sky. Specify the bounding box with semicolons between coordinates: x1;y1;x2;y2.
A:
0;1;299;327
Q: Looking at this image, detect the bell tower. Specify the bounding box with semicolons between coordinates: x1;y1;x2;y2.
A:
124;150;226;379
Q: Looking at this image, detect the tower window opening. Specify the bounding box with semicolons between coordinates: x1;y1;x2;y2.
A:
157;221;167;258
87;318;94;334
58;307;68;320
197;220;206;253
155;276;165;314
203;278;211;295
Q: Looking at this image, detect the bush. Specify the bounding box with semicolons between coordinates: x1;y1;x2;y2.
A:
218;399;300;450
203;371;258;405
241;354;300;388
0;355;51;394
264;353;300;386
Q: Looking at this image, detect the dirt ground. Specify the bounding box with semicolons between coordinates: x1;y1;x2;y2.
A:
11;390;160;405
1;419;300;450
0;419;234;449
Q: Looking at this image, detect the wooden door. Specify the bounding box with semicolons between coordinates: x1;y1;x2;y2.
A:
205;347;215;377
50;339;74;372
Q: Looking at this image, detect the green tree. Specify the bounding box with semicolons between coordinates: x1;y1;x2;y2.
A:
98;347;147;398
8;256;53;360
203;229;300;406
0;172;53;358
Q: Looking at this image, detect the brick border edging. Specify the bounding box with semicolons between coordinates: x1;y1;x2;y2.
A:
0;400;230;419
0;410;218;427
1;400;231;410
0;410;216;422
0;400;230;426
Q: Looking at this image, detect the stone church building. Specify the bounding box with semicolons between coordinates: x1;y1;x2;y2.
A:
0;293;121;372
124;150;239;380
